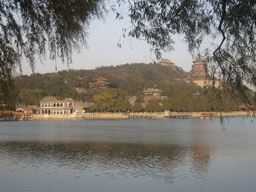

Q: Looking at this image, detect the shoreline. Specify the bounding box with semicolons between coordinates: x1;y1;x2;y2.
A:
33;111;256;120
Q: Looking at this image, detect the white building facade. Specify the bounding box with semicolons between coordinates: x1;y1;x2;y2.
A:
39;96;75;115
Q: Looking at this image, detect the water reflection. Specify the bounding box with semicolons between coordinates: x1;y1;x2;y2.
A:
1;118;255;191
189;126;213;176
0;141;188;180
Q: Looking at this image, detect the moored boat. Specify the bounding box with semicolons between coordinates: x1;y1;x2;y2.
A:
200;112;218;119
0;117;6;121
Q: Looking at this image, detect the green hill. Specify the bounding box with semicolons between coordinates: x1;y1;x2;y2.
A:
15;63;196;102
14;62;248;112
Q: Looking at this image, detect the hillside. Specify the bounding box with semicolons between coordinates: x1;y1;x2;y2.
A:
14;63;202;105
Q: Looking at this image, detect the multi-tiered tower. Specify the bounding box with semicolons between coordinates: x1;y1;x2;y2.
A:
191;58;207;81
186;58;220;88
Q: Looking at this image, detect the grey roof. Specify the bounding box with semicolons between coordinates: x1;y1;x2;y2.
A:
40;96;57;102
63;98;75;102
143;88;162;93
40;96;75;103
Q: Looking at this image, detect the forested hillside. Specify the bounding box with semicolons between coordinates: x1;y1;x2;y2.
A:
15;63;193;103
14;63;252;112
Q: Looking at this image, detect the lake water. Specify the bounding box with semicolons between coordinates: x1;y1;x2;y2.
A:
0;117;256;192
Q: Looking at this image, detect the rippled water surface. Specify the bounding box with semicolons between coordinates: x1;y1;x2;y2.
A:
0;117;256;192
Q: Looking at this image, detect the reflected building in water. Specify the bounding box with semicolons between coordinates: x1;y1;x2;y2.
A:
189;125;213;176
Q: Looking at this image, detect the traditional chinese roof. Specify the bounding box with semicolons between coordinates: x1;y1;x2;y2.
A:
40;97;75;103
95;80;110;84
95;77;108;81
158;59;174;66
63;98;75;102
143;88;162;94
193;57;206;64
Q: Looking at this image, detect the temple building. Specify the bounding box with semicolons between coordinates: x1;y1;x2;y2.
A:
143;88;167;101
89;76;110;90
186;58;221;88
191;58;207;81
158;59;174;67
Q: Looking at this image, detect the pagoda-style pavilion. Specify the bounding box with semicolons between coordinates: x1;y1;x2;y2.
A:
186;58;221;88
191;58;207;80
158;59;174;67
143;88;167;101
89;77;110;90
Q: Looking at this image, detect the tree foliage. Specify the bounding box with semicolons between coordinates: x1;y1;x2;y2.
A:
125;0;256;91
90;88;130;112
0;0;104;108
145;99;162;112
2;0;256;109
131;103;144;112
14;63;197;105
14;63;254;111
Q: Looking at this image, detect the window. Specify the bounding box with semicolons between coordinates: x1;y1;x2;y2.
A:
60;103;63;107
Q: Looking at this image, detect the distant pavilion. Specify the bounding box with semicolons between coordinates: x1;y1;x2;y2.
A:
158;59;174;67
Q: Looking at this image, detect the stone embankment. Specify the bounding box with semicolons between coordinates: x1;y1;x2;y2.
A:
34;111;255;120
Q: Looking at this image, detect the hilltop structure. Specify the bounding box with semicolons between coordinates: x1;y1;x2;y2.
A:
89;76;110;90
158;59;174;67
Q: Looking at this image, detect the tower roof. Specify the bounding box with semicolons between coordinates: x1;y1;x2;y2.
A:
193;57;205;64
40;96;57;101
158;59;174;66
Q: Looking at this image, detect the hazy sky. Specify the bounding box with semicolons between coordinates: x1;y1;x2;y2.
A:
20;11;209;76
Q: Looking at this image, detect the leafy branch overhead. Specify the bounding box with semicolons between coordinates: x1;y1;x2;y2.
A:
0;0;104;107
126;0;256;90
1;0;256;109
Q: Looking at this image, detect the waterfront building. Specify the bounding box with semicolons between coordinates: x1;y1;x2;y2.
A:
40;96;75;115
39;96;94;115
16;104;39;114
238;103;254;111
